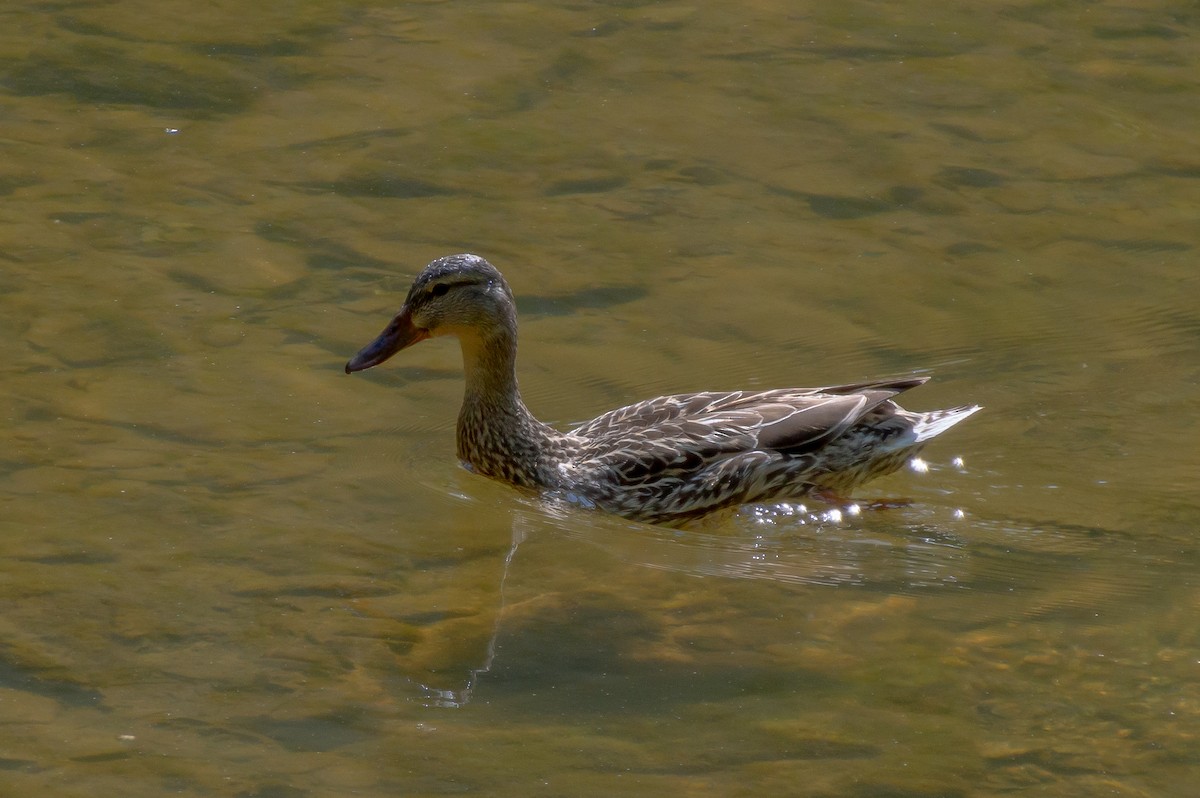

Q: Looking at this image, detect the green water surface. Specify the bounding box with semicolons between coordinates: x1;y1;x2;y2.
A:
2;1;1199;796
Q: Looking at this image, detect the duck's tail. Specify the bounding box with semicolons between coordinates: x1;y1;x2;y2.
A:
912;405;982;443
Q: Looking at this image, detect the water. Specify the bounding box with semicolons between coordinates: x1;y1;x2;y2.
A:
3;1;1199;795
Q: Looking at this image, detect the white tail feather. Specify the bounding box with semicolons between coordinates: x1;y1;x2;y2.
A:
912;405;982;443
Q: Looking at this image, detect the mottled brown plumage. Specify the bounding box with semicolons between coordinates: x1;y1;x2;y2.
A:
346;254;980;525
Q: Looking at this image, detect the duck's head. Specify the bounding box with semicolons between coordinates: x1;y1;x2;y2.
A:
345;254;515;374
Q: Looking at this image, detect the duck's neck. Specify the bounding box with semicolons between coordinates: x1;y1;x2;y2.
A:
455;324;566;487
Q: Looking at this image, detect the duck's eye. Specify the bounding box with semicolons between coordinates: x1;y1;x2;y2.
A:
430;283;450;297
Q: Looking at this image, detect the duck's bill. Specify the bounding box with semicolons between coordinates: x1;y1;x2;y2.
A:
345;307;429;373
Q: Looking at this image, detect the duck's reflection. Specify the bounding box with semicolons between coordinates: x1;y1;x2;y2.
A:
403;500;985;708
401;495;1148;709
417;519;528;709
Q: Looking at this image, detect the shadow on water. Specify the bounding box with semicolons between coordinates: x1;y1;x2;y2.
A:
0;652;105;708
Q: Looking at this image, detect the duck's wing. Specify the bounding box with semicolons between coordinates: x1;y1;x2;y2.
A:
573;378;928;481
569;390;761;439
728;377;930;454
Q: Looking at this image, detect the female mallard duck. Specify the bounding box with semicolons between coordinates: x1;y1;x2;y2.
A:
346;254;980;525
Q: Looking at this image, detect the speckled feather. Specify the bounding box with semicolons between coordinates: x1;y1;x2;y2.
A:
346;254;981;525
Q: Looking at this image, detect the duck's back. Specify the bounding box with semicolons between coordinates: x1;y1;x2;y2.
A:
562;378;957;523
570;378;928;455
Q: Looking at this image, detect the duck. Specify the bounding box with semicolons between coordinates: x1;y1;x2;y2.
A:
345;254;980;525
